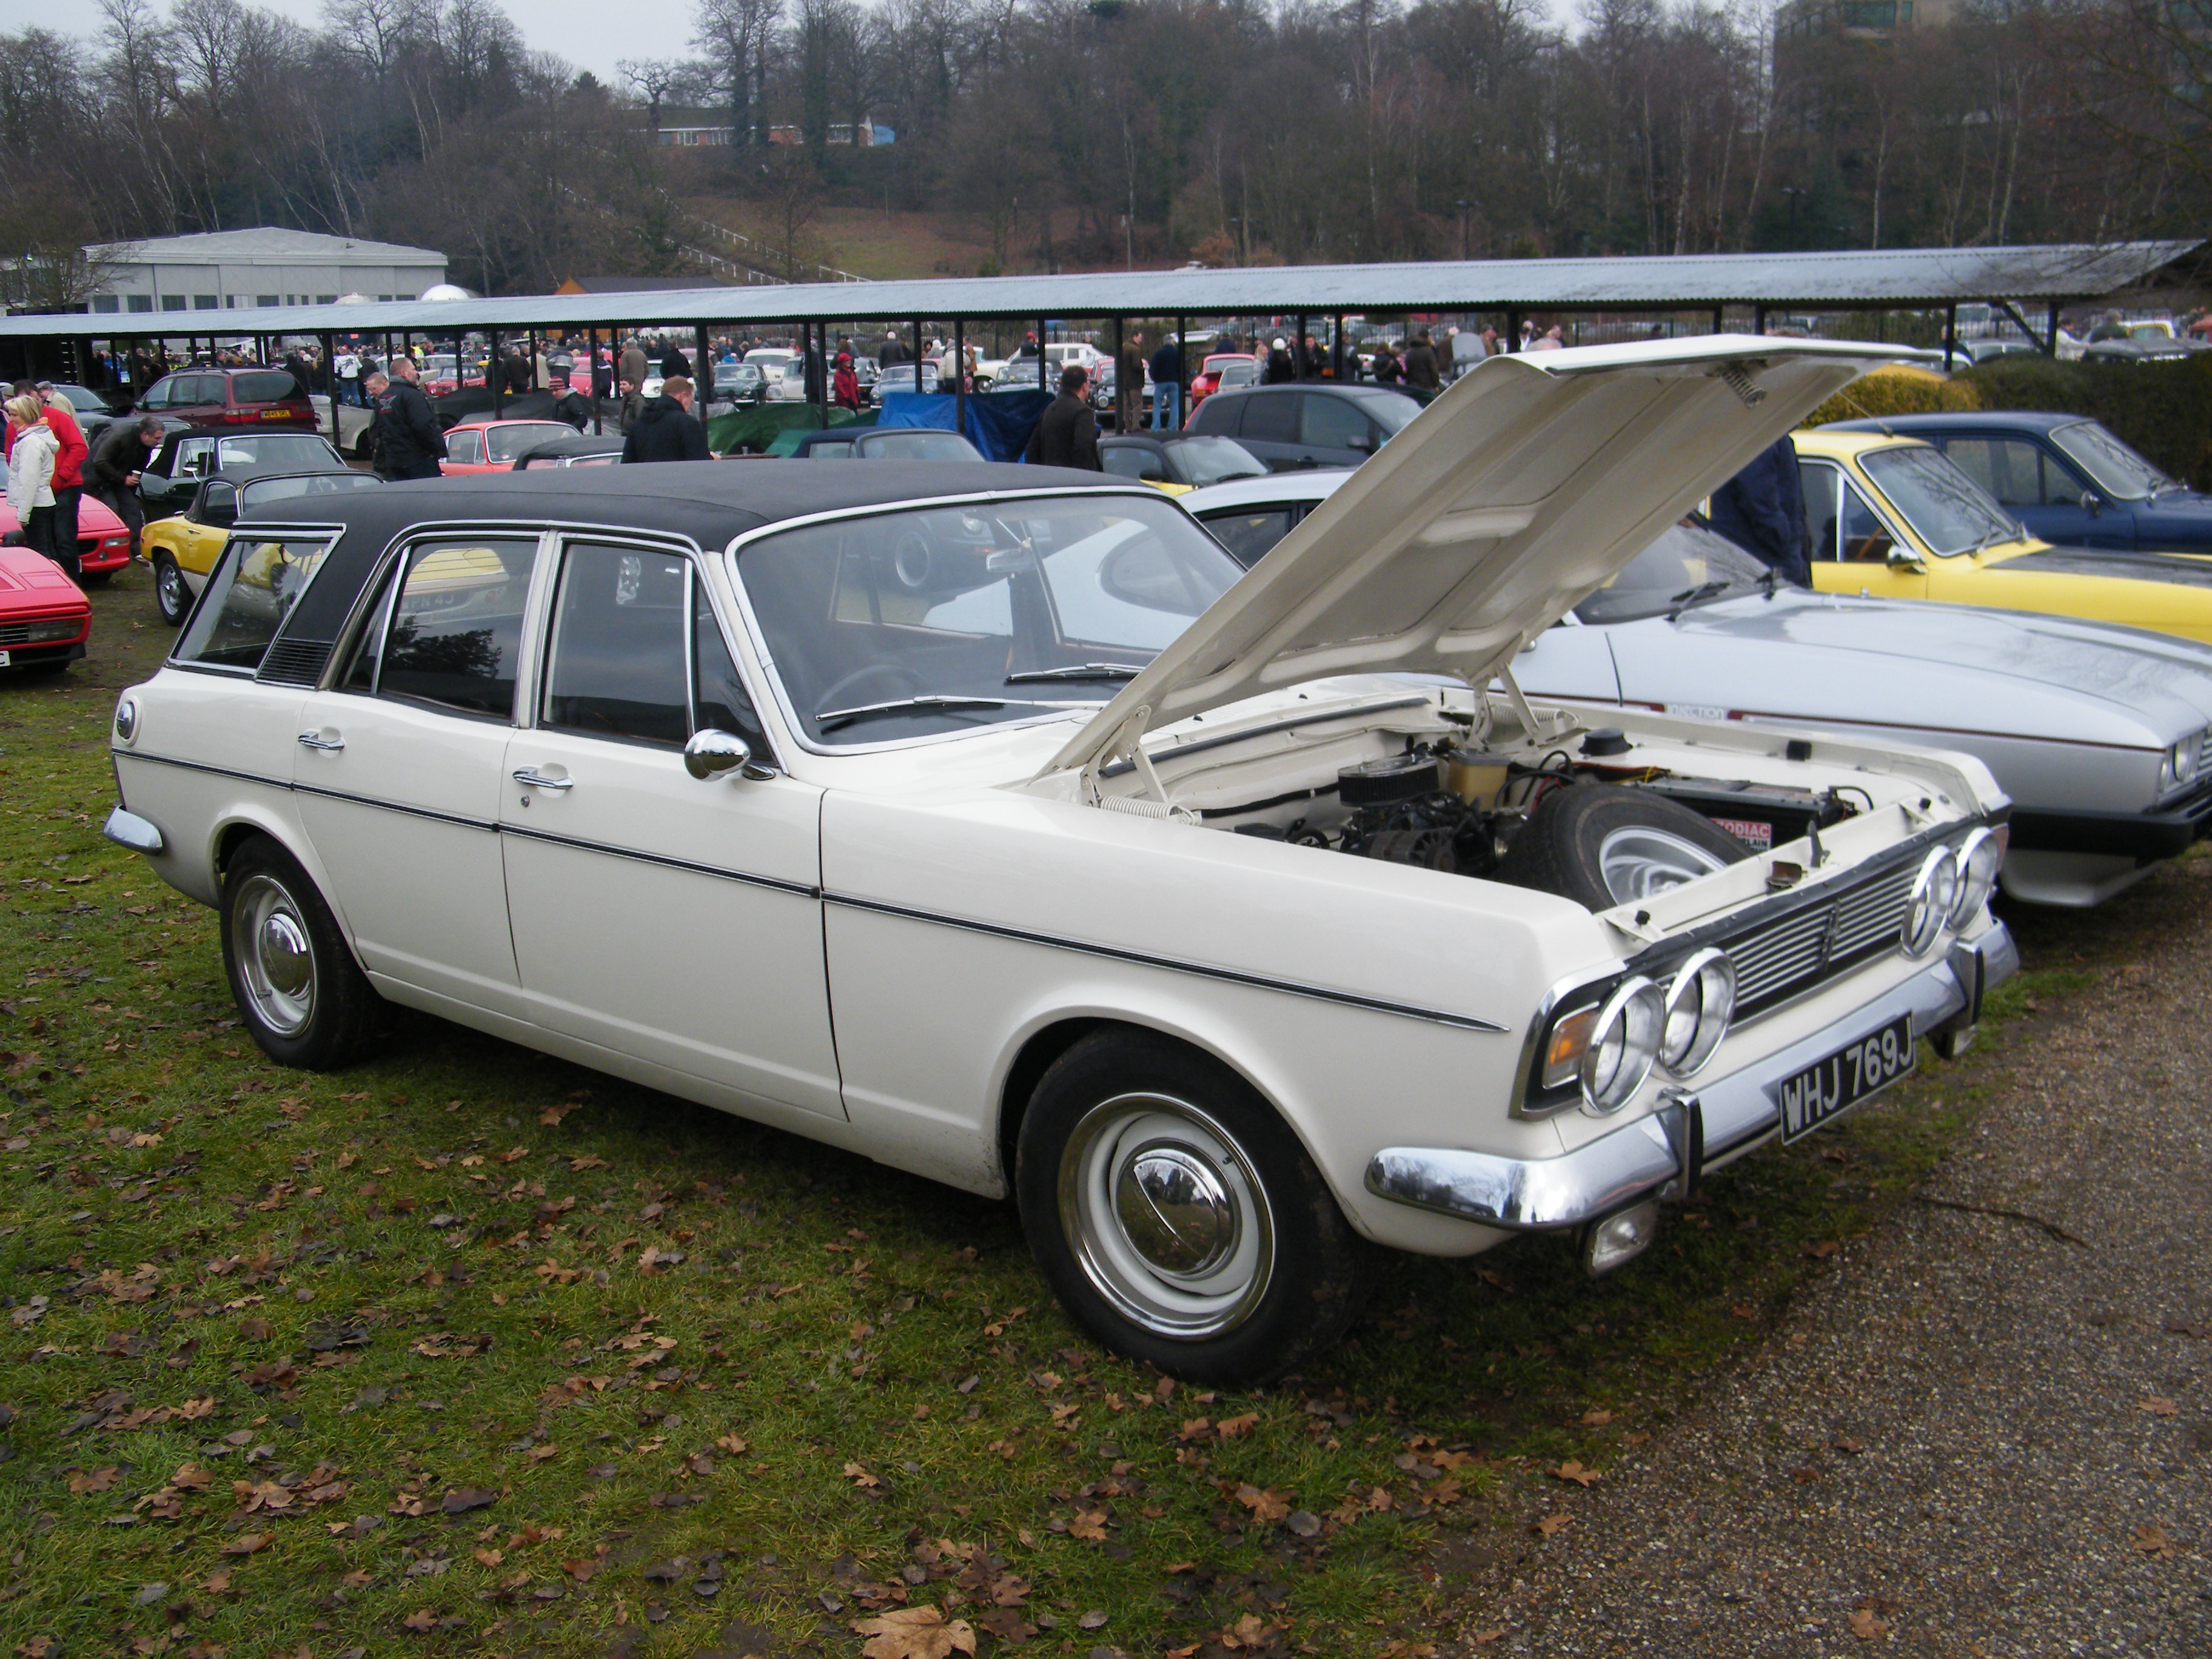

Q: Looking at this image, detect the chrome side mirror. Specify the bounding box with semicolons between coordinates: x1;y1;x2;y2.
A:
684;728;777;782
2080;491;2100;514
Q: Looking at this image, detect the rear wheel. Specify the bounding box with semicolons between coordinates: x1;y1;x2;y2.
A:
152;552;189;626
1494;783;1752;910
220;836;380;1070
1016;1030;1370;1385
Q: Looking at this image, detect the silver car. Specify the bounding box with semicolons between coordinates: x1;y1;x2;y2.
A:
1184;471;2212;908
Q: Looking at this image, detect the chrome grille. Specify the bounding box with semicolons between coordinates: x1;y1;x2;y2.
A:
1721;859;1923;1017
2197;727;2212;775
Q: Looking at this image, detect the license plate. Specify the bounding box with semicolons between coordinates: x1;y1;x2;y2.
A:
0;651;10;667
1777;1014;1915;1143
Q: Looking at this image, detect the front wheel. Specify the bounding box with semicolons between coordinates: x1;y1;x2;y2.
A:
152;552;189;626
1016;1030;1371;1385
220;836;381;1069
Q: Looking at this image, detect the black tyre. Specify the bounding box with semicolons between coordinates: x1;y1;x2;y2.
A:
1494;783;1751;910
152;552;189;627
219;836;381;1070
77;569;112;588
1015;1030;1371;1386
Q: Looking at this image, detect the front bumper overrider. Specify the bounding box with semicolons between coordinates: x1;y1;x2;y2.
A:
1364;923;2019;1232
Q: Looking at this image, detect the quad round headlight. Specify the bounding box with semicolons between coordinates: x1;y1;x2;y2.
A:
1659;948;1736;1078
2162;737;2202;791
1902;845;1960;958
1947;826;2004;928
1580;975;1665;1115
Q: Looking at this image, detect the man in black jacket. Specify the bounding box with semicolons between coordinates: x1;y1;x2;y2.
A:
549;374;594;433
375;356;443;480
622;377;711;463
1024;366;1102;471
86;416;164;554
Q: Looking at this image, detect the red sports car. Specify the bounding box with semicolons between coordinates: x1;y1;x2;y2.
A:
0;543;90;674
0;497;133;582
1190;353;1258;411
440;419;575;475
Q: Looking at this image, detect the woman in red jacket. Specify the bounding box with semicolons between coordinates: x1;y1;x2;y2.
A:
38;384;88;565
832;352;860;411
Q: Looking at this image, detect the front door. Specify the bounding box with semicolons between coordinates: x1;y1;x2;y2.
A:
497;538;843;1119
1802;460;1928;600
292;532;545;1015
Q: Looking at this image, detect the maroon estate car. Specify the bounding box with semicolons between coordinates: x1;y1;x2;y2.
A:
135;367;315;432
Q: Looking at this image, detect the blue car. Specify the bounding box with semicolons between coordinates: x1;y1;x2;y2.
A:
1826;411;2212;552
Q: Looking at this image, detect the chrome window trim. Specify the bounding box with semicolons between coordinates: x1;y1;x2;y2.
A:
717;484;1195;760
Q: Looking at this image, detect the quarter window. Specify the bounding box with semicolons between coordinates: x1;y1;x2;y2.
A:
172;535;336;671
350;537;540;719
1202;508;1297;568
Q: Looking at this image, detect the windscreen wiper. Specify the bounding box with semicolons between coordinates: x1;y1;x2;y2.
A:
1005;663;1145;683
1664;580;1733;622
816;694;1080;731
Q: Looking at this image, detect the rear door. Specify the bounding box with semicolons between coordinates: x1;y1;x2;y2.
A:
1295;392;1377;469
497;536;842;1118
1232;393;1302;471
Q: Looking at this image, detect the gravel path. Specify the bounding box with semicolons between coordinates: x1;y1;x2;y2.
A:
1477;866;2212;1657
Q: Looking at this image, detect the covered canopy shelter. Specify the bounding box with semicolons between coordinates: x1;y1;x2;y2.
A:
9;238;2197;437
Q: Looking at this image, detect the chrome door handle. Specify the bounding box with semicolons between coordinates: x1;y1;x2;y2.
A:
511;768;573;791
297;732;344;751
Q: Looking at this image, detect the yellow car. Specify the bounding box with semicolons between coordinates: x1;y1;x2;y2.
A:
148;471;384;626
1792;429;2212;642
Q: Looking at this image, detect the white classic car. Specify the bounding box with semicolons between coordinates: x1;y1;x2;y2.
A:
1188;471;2212;908
103;339;2016;1382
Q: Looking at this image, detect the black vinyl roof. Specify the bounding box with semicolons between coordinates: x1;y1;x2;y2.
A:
259;459;1132;646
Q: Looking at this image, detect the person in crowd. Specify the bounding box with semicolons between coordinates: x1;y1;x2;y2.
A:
336;346;361;404
1708;435;1810;586
1117;329;1145;433
617;378;645;433
1533;324;1565;350
662;341;692;381
86;417;163;557
1264;337;1297;383
1478;324;1499;358
879;330;910;369
1025;365;1102;470
35;383;88;560
622;375;710;463
619;337;649;397
360;370;389;471
1300;333;1327;378
6;395;62;572
1147;333;1182;431
549;374;594;432
374;357;441;481
1401;329;1441;391
832;352;860;410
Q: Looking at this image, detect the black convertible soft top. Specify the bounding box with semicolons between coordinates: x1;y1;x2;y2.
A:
247;458;1134;652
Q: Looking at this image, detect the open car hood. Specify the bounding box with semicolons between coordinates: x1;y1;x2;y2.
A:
1042;336;1891;780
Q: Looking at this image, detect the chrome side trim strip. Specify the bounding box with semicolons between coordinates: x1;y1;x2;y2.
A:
501;823;819;899
826;893;1507;1032
113;749;290;791
291;781;496;833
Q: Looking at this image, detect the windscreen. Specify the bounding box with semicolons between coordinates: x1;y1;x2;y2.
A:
1172;438;1266;486
1575;522;1775;623
1860;444;2020;555
238;472;382;513
486;422;571;462
737;493;1242;748
2050;421;2170;500
858;431;978;461
216;435;338;470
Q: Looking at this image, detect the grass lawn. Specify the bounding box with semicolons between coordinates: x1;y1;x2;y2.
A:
0;562;2150;1657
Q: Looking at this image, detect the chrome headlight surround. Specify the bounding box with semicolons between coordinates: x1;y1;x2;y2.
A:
1902;845;1960;959
1947;826;2004;928
1580;975;1665;1116
2160;732;2204;793
113;695;139;745
1658;948;1736;1078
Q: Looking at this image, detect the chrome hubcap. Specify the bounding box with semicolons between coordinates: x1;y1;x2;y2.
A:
158;563;183;609
230;874;315;1036
1599;826;1728;904
1059;1093;1273;1339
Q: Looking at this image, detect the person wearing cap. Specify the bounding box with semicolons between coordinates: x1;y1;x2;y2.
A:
1264;337;1297;384
833;352;860;411
549;374;594;432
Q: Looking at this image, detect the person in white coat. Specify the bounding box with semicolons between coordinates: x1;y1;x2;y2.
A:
5;393;62;571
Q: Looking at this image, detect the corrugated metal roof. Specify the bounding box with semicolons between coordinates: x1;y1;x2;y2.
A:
32;240;2197;339
85;228;449;266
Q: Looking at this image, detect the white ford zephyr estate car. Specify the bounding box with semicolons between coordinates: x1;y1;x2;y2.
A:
102;339;2017;1382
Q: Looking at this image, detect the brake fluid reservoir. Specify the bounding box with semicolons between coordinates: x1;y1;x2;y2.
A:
1442;748;1509;808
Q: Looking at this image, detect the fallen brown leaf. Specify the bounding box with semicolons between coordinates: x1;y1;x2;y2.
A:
2139;1397;2179;1417
1549;1460;1601;1487
1234;1484;1292;1523
850;1604;977;1658
1847;1607;1891;1640
2133;1521;2178;1558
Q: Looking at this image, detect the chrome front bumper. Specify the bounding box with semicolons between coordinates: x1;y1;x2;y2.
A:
1364;922;2019;1232
103;806;165;855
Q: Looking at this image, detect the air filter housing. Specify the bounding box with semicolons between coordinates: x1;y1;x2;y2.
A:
1338;753;1440;807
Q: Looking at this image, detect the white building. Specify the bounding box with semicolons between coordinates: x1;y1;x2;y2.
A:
85;228;448;316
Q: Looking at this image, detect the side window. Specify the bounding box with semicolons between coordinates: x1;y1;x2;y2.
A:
1188;394;1241;437
199;481;237;528
1840;477;1894;563
694;585;771;757
444;431;486;465
1101;447;1162;482
361;537;541;718
176;439;215;478
1946;437;2065;506
1239;394;1300;445
1299;395;1370;450
1800;462;1842;561
541;543;689;746
1202;508;1296;569
172;535;336;670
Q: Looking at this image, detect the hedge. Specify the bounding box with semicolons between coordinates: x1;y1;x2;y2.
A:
1803;354;2212;492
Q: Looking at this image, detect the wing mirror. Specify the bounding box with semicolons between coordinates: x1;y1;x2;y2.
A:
683;728;778;782
2080;491;2101;514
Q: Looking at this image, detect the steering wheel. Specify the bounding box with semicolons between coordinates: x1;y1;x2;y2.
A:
814;662;924;715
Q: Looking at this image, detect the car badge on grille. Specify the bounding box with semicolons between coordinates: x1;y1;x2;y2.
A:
1813;902;1845;973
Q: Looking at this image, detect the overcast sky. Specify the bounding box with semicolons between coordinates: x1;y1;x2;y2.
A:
0;0;700;75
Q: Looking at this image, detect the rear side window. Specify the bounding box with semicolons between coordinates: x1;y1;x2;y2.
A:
1943;437;2082;507
231;372;302;404
347;537;541;719
1187;395;1242;437
1201;508;1296;568
1300;395;1370;450
1238;394;1299;444
172;535;336;671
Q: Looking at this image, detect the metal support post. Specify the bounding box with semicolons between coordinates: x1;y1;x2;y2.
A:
492;330;506;417
953;318;967;438
1174;313;1187;429
695;323;711;393
1754;306;1766;335
1506;309;1521;352
1111;317;1124;431
1711;305;1723;336
2045;300;2062;357
1945;304;1959;366
912;318;924;390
